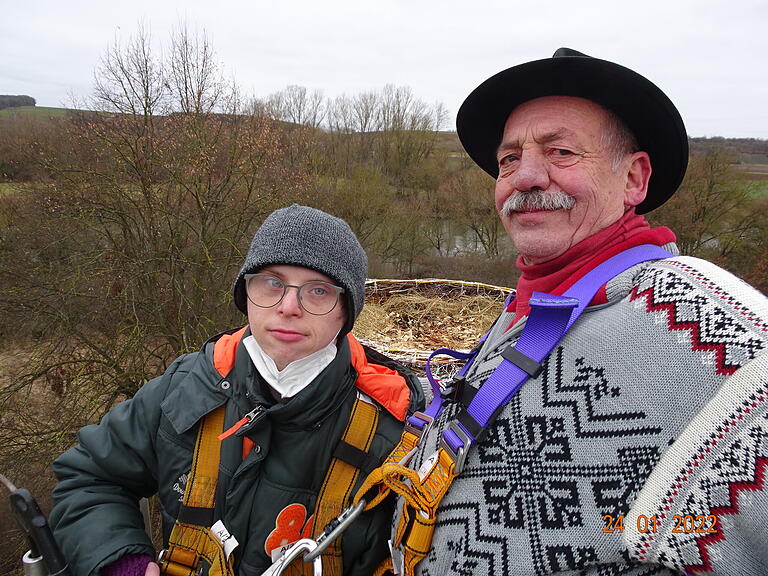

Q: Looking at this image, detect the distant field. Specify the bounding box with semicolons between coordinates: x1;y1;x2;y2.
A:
0;106;70;118
739;164;768;180
733;164;768;198
0;182;24;196
749;180;768;198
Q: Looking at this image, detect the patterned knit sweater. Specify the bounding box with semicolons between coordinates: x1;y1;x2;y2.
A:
396;253;768;576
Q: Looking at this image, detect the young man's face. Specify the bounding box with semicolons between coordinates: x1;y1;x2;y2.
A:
494;95;649;264
246;265;346;370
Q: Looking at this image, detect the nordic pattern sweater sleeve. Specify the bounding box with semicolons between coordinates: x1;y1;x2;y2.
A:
625;349;768;573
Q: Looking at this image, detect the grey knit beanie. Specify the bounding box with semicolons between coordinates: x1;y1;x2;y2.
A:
233;204;368;336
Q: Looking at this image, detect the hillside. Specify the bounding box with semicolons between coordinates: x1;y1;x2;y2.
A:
3;104;766;166
0;105;72;118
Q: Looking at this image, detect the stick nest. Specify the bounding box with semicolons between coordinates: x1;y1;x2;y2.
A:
353;278;512;375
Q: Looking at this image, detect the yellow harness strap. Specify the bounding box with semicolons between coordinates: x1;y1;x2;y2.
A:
353;426;460;576
161;397;381;576
353;427;420;511
306;395;379;576
159;405;235;576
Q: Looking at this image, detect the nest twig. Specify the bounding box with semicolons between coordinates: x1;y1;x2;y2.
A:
355;278;513;376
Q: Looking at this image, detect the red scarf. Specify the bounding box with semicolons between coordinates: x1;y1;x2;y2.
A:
507;210;676;327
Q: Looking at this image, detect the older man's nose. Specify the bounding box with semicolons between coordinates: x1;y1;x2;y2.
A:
511;153;550;192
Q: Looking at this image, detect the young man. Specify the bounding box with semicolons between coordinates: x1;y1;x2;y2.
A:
51;204;425;576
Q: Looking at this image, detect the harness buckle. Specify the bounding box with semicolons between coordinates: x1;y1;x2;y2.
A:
404;411;433;442
261;538;322;576
439;376;466;402
439;421;472;475
157;548;203;576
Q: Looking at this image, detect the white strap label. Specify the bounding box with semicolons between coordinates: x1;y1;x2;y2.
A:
211;520;239;560
270;542;297;563
417;451;439;482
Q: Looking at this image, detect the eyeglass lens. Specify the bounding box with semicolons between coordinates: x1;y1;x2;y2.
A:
246;274;342;315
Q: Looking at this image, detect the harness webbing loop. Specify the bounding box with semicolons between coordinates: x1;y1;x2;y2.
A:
310;396;379;576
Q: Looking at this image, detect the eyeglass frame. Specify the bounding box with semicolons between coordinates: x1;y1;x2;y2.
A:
243;273;346;316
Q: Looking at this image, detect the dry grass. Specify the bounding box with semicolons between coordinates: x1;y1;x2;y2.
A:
0;346;65;576
354;279;511;374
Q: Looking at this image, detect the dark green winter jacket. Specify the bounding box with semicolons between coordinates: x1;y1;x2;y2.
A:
50;327;425;576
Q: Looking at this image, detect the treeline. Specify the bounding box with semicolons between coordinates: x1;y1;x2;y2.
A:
0;94;36;109
689;136;768;162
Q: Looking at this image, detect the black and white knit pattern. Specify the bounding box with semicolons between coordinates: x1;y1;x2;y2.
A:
395;255;768;576
625;351;768;576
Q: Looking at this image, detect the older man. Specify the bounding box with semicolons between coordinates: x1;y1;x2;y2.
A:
385;49;768;575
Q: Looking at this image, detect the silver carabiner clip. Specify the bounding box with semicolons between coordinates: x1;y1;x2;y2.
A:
260;538;322;576
303;500;366;563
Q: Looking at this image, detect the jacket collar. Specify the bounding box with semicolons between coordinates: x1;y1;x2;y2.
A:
161;327;251;434
246;337;356;429
161;327;357;434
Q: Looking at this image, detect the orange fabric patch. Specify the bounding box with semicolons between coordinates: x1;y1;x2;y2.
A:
213;326;248;377
242;437;255;460
347;334;411;421
264;504;315;556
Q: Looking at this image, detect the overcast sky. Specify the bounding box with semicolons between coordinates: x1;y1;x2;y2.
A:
2;0;766;138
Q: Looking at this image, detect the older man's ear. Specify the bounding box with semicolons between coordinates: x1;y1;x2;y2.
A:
624;151;652;209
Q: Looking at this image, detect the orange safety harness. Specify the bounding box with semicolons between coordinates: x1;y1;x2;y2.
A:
351;415;445;576
159;328;408;576
158;404;234;576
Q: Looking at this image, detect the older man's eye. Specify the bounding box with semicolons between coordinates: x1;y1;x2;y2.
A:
499;154;519;167
549;148;581;165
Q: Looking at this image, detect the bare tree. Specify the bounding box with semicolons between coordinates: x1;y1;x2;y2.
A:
168;25;225;115
0;24;302;458
93;24;165;117
259;85;325;129
651;147;763;258
438;164;506;258
351;90;379;133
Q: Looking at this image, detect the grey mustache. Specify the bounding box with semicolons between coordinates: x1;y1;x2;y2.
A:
501;190;575;214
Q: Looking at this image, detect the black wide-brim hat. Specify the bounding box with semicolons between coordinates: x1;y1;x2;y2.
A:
456;48;689;214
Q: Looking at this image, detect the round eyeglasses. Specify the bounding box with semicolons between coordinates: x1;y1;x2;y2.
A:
244;273;345;315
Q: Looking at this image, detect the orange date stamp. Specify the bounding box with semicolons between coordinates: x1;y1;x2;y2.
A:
602;513;719;534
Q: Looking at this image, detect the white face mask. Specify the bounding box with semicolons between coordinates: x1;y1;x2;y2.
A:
242;334;338;399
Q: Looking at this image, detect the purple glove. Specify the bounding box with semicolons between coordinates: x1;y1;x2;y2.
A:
101;554;154;576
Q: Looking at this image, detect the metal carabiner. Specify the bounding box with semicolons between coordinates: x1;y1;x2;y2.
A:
260;538;322;576
303;500;365;563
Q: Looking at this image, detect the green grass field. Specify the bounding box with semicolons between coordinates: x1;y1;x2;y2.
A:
0;106;71;118
0;182;24;197
748;180;768;198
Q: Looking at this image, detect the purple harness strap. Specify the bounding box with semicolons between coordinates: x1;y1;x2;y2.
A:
420;244;673;470
415;292;515;425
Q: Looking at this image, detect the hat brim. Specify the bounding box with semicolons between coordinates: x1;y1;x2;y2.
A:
456;53;689;214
